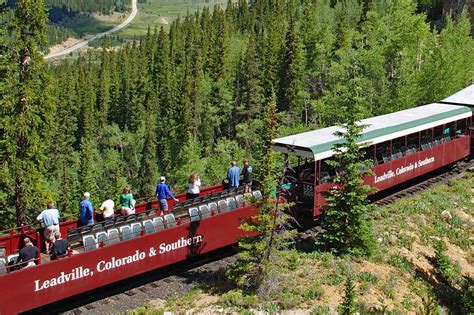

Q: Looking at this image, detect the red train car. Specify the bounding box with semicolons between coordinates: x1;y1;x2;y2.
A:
273;87;473;217
0;85;472;314
0;185;261;314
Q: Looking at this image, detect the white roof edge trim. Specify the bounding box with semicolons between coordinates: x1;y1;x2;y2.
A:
312;110;471;160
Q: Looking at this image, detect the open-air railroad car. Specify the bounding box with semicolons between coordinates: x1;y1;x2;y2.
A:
0;85;472;314
273;85;473;217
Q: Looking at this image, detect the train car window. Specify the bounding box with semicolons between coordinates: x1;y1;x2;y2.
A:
407;132;419;154
298;160;315;183
455;118;467;135
375;141;390;164
433;126;444;146
365;145;375;164
391;136;406;159
420;129;432;150
444;122;455;140
320;159;336;183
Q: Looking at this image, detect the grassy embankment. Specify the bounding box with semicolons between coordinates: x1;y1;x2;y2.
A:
116;0;227;38
50;0;227;52
129;172;473;314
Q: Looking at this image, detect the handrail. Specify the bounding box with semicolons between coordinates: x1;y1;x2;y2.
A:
1;180;226;235
0;194;257;276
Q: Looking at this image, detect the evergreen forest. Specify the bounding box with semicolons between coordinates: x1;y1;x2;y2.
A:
1;0;473;229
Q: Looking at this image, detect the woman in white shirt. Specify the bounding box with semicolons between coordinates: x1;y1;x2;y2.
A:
186;173;201;199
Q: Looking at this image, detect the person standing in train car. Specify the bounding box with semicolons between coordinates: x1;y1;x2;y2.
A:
99;193;115;222
241;159;253;193
187;173;201;199
79;192;95;226
36;202;60;254
120;186;135;215
227;161;240;188
156;176;179;215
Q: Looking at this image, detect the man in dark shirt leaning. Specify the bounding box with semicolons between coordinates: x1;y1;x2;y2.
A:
50;232;69;260
16;237;39;268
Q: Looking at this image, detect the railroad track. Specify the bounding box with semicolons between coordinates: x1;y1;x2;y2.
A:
30;160;473;314
30;247;237;314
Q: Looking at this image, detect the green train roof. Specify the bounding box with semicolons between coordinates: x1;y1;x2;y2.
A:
273;103;472;160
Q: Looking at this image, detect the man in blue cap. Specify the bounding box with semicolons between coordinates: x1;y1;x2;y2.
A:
155;176;179;215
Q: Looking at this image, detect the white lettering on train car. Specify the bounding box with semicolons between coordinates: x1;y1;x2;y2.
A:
374;157;435;183
159;235;203;254
34;267;91;292
33;235;204;292
97;250;146;272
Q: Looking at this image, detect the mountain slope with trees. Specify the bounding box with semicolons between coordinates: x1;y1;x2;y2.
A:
1;0;473;229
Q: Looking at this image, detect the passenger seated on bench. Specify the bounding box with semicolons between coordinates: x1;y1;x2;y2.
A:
50;232;70;260
186;173;201;200
16;238;38;268
120;186;135;216
36;202;60;253
99;193;115;222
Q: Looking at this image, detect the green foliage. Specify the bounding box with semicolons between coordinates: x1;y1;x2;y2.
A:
433;239;462;285
220;290;258;309
45;0;129;15
317;79;376;257
1;0;473;230
311;305;331;315
339;273;356;315
1;0;56;226
165;288;201;311
226;96;296;295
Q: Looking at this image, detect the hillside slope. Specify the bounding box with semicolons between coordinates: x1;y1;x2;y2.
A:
130;172;473;314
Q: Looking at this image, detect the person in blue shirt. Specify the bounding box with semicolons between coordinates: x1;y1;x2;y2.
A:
155;176;179;215
36;202;60;253
227;161;240;188
79;192;94;226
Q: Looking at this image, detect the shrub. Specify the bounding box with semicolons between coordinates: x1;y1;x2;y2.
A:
220;290;258;309
433;240;462;285
339;274;356;315
303;282;324;301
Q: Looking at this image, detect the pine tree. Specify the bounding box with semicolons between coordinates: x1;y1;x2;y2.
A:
48;65;81;215
317;78;376;257
97;38;111;126
1;0;56;226
154;26;173;172
227;94;296;295
419;10;474;103
235;31;265;150
138;92;159;197
278;18;305;121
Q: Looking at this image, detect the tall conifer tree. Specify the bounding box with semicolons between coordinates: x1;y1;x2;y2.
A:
278;18;305;122
1;0;55;226
317;78;376;257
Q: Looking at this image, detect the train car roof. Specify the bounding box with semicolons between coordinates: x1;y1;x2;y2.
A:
272;103;472;160
441;84;474;106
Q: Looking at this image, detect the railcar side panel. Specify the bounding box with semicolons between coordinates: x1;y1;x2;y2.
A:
0;185;226;257
312;136;470;216
0;206;255;315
